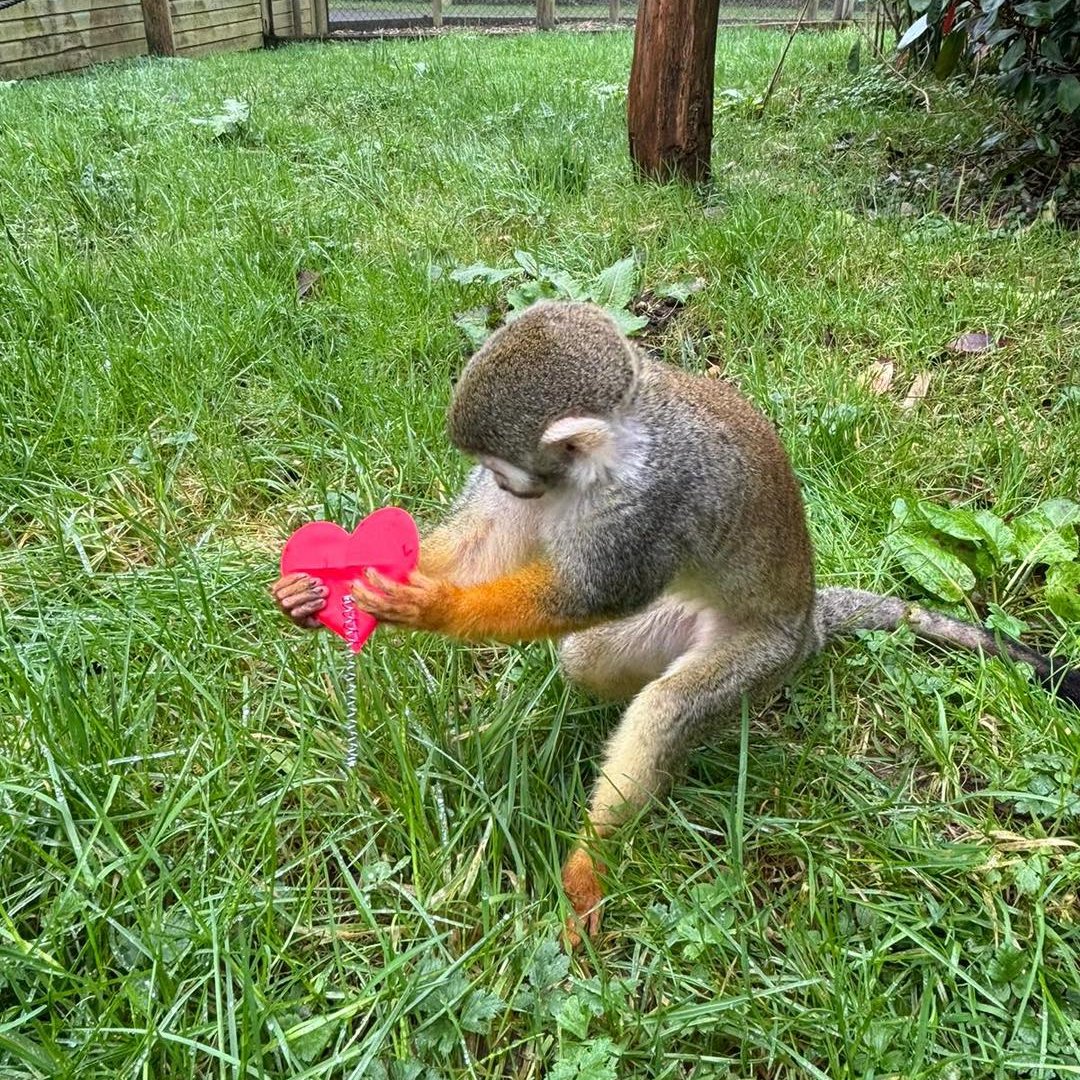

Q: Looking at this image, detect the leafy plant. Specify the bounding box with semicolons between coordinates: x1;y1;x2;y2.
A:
890;1;1080;125
189;97;251;139
885;495;1080;618
451;251;651;346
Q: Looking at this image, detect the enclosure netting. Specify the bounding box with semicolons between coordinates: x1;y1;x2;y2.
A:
328;0;853;35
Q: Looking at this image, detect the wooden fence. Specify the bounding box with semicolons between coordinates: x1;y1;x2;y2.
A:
1;0;858;81
0;0;327;80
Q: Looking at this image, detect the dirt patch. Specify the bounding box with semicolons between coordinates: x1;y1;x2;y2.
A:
864;131;1080;230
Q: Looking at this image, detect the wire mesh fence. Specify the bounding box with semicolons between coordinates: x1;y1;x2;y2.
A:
327;0;854;35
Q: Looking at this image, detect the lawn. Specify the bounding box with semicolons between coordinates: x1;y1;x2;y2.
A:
2;26;1079;1080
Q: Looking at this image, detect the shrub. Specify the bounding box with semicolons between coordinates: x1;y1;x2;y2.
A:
888;1;1080;123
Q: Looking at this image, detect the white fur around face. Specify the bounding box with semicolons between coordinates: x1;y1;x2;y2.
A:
541;415;648;492
480;456;546;498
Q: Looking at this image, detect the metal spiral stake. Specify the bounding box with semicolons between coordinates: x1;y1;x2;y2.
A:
341;594;361;770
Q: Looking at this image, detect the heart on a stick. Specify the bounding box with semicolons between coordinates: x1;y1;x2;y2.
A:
280;507;420;652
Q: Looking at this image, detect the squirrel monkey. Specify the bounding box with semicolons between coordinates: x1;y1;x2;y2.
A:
272;300;1080;943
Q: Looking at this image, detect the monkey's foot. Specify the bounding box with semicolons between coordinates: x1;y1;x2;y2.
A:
561;847;605;950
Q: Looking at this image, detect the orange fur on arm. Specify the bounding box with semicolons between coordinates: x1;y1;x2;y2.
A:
434;560;595;643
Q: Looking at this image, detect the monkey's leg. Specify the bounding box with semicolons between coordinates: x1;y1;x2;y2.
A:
558;597;704;701
563;625;805;943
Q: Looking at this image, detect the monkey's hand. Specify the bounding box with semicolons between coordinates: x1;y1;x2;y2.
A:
561;847;606;949
351;569;452;632
353;561;594;643
271;573;328;630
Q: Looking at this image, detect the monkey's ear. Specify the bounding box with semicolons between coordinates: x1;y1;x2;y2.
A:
540;416;613;455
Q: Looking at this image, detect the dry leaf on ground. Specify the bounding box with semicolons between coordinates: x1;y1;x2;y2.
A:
946;332;997;354
859;358;896;395
900;371;932;409
296;269;322;302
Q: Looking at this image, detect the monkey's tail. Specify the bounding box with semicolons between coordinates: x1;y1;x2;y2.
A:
814;586;1080;707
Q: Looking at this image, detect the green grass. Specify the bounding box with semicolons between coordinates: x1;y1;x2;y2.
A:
2;27;1080;1080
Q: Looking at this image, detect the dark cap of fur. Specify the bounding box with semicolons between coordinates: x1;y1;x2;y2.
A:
447;301;640;466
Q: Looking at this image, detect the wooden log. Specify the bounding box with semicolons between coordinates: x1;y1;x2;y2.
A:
290;0;303;34
313;0;328;35
536;0;554;30
627;0;723;183
140;0;175;53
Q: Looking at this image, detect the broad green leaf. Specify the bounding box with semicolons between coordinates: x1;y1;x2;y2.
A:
0;1031;61;1074
514;250;541;277
885;531;976;602
506;279;558;314
461;988;504;1033
605;308;650;336
1039;498;1080;529
1012;856;1045;895
1046;563;1080;621
556;994;592;1040
545;268;589;301
287;1016;338;1064
892;497;915;529
1013;512;1079;566
527;938;571;989
987;941;1027;985
1057;76;1080;114
935;31;967;79
454;308;491;348
973;509;1018;564
1000;35;1026;70
657;276;705;303
589;256;637;312
897;15;930;51
985;603;1028;640
1015;0;1053;25
917;502;988;543
549;1037;620;1080
450;263;519;285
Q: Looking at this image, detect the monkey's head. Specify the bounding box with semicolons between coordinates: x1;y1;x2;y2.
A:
447;301;642;499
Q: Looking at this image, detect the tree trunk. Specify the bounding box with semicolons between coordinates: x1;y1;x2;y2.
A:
627;0;724;183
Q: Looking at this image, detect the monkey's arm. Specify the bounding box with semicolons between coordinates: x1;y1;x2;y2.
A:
352;560;602;643
415;467;543;586
353;505;682;643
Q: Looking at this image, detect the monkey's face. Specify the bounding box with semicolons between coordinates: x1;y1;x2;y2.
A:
481;456;549;500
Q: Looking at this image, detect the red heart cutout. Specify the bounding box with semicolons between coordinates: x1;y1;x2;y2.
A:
279;507;420;652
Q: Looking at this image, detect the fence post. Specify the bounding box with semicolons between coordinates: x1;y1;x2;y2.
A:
537;0;555;30
807;0;818;20
140;0;176;54
433;0;443;28
831;0;853;19
628;0;723;182
313;0;329;35
609;0;620;22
